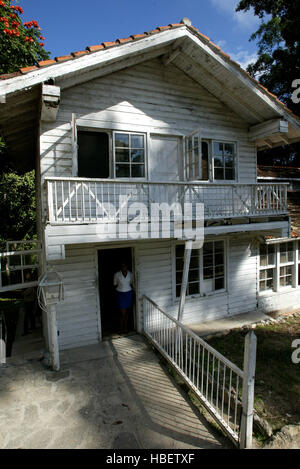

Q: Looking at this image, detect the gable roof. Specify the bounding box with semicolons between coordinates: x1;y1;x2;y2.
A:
1;19;300;168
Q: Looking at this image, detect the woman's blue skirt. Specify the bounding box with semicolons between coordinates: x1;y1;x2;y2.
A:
117;290;133;309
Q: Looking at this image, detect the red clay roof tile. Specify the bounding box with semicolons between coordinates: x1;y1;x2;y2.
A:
86;44;104;52
0;72;22;80
130;34;146;40
116;37;133;44
102;41;117;48
20;66;38;73
55;54;73;62
71;50;88;57
38;59;57;67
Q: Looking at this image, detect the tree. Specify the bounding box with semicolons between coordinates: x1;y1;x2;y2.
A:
0;171;36;250
0;0;49;75
236;0;300;166
0;1;48;247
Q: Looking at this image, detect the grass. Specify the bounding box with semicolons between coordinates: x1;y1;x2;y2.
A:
207;315;300;435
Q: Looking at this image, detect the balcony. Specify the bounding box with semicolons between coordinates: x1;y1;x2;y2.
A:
45;177;288;225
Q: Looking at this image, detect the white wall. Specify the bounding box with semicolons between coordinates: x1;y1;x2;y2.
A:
40;58;256;183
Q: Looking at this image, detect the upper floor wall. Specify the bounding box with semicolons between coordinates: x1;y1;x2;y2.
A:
39;57;257;185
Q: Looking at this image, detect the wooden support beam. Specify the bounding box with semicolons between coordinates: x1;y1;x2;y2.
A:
249;118;289;142
41;84;60;122
177;239;193;322
240;331;257;449
48;304;60;371
162;46;183;66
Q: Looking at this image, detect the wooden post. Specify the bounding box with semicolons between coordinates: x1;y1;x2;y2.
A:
240;330;257;449
49;304;60;371
177;239;193;322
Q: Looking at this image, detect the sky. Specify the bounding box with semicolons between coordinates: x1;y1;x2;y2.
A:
21;0;263;70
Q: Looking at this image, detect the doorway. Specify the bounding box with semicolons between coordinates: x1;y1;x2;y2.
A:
98;247;135;338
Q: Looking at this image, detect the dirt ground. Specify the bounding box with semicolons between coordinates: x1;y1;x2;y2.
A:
207;314;300;436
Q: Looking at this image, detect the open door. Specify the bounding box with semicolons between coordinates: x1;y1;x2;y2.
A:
184;129;209;181
98;247;135;338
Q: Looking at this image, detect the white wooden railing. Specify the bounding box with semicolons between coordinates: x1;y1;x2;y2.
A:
45;177;288;224
143;295;257;449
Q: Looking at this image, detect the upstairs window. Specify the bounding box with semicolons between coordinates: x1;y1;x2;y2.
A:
185;133;237;182
78;131;110;179
114;132;146;178
213;142;236;181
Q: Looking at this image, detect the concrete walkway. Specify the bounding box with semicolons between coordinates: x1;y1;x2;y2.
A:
188;310;269;338
0;335;229;449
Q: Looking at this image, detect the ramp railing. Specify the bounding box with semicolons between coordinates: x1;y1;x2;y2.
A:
143;295;257;449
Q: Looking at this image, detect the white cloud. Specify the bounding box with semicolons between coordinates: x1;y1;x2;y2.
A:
209;0;260;30
228;49;258;70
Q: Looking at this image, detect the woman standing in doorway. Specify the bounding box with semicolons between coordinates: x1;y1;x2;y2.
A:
113;262;134;333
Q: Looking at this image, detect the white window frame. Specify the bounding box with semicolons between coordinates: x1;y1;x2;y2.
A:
113;130;147;180
259;240;300;294
212;140;237;182
278;242;294;289
259;244;276;292
173;239;226;300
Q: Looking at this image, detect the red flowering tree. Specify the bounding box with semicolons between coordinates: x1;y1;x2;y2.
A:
0;0;50;74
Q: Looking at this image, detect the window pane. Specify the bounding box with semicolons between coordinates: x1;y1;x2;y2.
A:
214;168;224;180
280;243;293;264
188;269;199;282
203;242;213;255
280;266;292;286
115;133;129;148
116;164;130;178
224;143;234;157
176;245;185;258
115;149;130;162
215;253;224;265
260;268;274;291
225;169;234;180
131;134;144;149
203;255;213;267
8;255;21;267
215;241;224;252
215;277;224;290
176;271;183;284
214;156;223;168
201;141;209;181
214;142;223;156
215;265;224;277
131;164;145;178
188;282;200;295
131;149;144;163
203;267;213;279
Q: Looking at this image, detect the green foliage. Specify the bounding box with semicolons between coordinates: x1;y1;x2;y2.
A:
236;0;300;166
0;171;36;250
0;0;50;74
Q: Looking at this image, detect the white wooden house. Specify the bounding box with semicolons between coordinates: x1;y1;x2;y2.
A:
1;19;300;352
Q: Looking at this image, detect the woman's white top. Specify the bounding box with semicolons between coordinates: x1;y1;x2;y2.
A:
113;271;133;293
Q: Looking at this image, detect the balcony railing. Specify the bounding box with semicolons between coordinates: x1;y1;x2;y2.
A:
45;177;288;224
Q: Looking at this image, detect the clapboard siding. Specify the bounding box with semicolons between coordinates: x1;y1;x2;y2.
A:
40;58;256;185
136;234;260;329
54;244;100;350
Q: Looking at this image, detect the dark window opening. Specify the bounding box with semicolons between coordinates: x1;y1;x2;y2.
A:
78;131;109;178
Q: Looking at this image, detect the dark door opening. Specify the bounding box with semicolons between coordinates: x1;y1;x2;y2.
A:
77;130;109;178
98;247;135;338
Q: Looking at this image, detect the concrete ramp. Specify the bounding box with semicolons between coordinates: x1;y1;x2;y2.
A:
0;335;229;449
